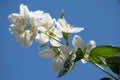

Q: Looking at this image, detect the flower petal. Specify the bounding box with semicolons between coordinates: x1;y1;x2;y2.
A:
33;10;44;18
52;56;62;71
70;27;84;33
39;49;55;58
54;28;63;38
81;59;88;64
55;21;64;32
22;31;32;48
60;45;72;58
50;38;61;47
72;35;85;50
8;14;20;25
86;40;96;53
30;31;37;41
42;13;53;26
20;4;29;18
35;33;49;44
58;18;67;26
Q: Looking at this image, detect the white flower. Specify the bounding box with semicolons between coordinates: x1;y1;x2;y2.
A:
35;33;49;44
39;46;74;71
29;10;44;28
16;30;33;48
39;13;55;32
35;27;63;47
56;18;84;33
8;4;29;30
30;12;62;46
72;35;96;63
39;49;64;71
31;12;56;32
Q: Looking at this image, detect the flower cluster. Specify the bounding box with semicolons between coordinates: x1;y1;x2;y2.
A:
8;4;96;76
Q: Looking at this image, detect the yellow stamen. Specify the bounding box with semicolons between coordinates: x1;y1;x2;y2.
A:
42;23;49;29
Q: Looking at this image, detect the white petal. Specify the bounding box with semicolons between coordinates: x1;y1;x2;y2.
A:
22;31;32;48
42;13;53;26
55;21;64;32
50;38;61;47
70;27;84;33
54;28;63;38
8;13;26;27
8;13;19;24
37;26;48;32
16;34;23;41
9;24;17;32
30;30;37;41
58;18;67;26
39;49;55;58
22;40;32;48
35;33;49;44
52;57;62;71
20;4;29;18
81;59;88;64
72;35;85;50
60;45;72;58
86;40;96;53
33;10;44;18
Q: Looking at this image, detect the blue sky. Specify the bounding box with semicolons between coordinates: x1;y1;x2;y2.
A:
1;0;120;80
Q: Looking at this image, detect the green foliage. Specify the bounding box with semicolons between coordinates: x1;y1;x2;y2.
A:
106;57;120;75
74;48;84;62
100;77;112;80
89;45;120;65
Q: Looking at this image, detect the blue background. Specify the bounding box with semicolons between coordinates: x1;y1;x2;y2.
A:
1;0;120;80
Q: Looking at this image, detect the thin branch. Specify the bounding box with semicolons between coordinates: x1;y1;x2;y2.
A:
90;61;119;80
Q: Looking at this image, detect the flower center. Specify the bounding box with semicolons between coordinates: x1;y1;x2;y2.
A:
16;16;26;26
63;24;73;29
46;28;56;38
41;23;49;29
17;30;25;35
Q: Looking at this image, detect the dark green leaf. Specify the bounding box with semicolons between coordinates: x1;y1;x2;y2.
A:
100;77;112;80
58;51;75;77
60;9;64;19
106;57;120;75
75;48;84;62
89;45;120;65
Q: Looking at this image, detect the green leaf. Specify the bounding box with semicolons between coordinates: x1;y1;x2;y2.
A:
100;77;113;80
89;45;120;65
60;9;64;19
62;32;70;46
75;48;84;62
58;51;75;77
106;57;120;75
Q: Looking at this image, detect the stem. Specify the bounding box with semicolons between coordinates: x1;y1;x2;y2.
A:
45;32;64;45
66;39;69;46
90;61;119;80
38;30;64;45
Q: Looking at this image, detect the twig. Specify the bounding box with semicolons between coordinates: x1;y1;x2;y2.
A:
90;61;119;80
